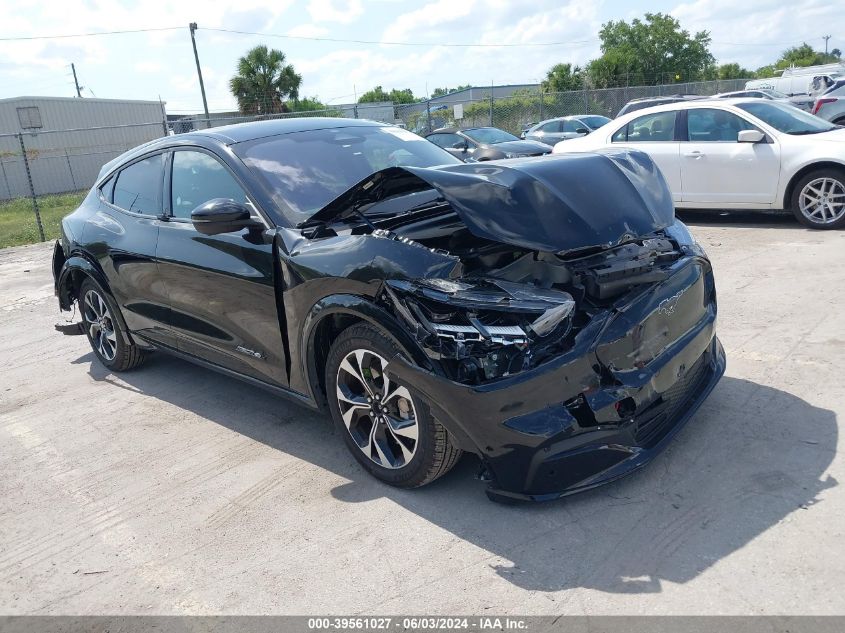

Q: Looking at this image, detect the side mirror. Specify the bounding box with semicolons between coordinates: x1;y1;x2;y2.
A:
575;127;589;135
190;198;255;235
737;129;765;143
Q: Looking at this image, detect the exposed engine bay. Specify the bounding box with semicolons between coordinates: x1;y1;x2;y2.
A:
300;151;693;386
376;216;684;385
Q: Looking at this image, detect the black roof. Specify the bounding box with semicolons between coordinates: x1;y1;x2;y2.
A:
185;117;384;144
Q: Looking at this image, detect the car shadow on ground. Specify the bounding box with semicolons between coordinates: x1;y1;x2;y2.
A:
676;209;801;229
78;351;837;595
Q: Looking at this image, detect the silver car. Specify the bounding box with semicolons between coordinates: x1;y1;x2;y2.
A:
813;84;845;125
523;115;610;146
715;89;814;112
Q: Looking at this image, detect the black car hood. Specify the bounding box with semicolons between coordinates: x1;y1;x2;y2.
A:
482;139;550;154
306;149;675;253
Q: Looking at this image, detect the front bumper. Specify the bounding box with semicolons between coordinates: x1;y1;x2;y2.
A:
387;256;726;502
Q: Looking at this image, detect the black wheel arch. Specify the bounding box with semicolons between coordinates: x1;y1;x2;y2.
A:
783;161;845;209
300;293;436;409
57;252;133;346
300;293;481;454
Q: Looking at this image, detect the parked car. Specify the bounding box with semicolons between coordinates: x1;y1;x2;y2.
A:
812;83;845;125
52;117;724;502
552;98;845;229
746;63;845;97
616;94;703;118
523;115;611;146
519;122;538;138
425;127;551;161
715;88;813;112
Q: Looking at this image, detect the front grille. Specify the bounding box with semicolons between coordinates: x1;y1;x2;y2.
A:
634;353;709;448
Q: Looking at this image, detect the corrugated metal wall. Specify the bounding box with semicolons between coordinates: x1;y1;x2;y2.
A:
0;97;166;199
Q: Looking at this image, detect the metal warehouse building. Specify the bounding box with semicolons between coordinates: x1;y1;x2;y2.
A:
0;96;167;200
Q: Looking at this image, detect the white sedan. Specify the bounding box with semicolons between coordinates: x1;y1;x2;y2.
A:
552;99;845;229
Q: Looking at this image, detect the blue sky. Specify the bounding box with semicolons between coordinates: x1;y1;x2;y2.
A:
1;0;842;114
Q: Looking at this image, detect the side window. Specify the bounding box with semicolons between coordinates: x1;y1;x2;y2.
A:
539;121;560;133
427;134;448;148
687;108;756;142
170;150;249;219
113;154;164;214
99;175;115;203
429;133;463;148
612;111;677;142
562;120;581;133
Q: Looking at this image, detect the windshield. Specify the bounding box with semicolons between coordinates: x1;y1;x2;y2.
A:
579;115;611;129
463;127;520;144
234;125;461;225
737;101;837;135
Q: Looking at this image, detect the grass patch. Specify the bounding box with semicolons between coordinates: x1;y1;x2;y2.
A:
0;191;85;249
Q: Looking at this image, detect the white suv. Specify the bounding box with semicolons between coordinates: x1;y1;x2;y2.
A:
552;99;845;229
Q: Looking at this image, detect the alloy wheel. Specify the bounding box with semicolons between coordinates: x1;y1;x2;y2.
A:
335;349;419;469
799;177;845;225
83;289;117;361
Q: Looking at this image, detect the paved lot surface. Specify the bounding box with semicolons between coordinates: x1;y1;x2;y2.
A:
1;212;844;615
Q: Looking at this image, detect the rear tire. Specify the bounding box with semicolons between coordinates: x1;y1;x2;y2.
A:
790;168;845;229
79;277;147;372
325;323;462;488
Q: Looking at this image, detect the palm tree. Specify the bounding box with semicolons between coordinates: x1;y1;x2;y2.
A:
229;45;302;115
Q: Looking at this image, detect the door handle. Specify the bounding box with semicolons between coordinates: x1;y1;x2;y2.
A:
684;151;704;158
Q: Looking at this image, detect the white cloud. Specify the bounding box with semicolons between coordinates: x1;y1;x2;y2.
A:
307;0;363;24
286;23;331;38
671;0;843;68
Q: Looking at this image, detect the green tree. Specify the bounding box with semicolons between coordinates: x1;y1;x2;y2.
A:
229;45;302;114
586;13;714;87
290;96;340;113
541;63;584;92
756;43;841;77
431;84;471;97
358;86;417;104
832;48;842;59
716;63;752;80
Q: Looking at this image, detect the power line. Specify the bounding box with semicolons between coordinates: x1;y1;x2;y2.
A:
202;27;598;48
0;27;182;41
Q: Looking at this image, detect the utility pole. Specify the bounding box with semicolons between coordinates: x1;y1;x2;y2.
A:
823;35;831;55
71;63;82;98
189;23;210;126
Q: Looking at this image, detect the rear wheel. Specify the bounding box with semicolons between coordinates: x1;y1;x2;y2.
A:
79;277;147;371
325;323;462;488
791;168;845;229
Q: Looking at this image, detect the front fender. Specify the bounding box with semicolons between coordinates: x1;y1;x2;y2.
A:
56;253;133;345
56;254;110;310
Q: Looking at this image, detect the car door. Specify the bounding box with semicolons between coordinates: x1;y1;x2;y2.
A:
610;110;683;203
86;153;174;346
155;147;288;387
428;133;470;161
528;120;562;145
680;107;780;205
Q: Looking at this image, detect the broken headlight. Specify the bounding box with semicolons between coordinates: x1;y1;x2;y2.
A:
384;278;576;382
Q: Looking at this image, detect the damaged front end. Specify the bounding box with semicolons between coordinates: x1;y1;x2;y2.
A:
303;150;725;501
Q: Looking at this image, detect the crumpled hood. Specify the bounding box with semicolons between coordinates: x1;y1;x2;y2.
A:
306;149;675;253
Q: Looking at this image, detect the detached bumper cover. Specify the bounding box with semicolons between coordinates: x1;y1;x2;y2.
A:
387;256;726;502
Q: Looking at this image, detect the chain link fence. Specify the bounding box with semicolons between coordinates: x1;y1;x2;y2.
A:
395;78;750;135
1;79;749;246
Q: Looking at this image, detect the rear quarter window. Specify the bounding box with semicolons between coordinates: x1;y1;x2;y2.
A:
113;154;164;214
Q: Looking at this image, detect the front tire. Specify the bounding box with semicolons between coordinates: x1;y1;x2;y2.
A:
791;168;845;229
79;277;147;372
325;323;462;488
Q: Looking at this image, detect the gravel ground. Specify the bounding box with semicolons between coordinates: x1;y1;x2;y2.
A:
1;212;843;615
